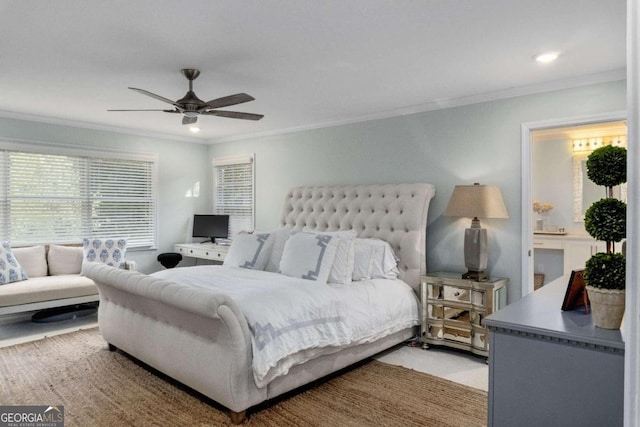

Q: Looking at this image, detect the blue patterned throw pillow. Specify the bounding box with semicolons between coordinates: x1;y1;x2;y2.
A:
82;238;127;269
0;242;29;285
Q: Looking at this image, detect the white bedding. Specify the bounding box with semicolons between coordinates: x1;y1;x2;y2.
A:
151;265;419;388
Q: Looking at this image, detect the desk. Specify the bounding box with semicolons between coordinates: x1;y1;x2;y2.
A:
174;242;229;262
485;275;624;426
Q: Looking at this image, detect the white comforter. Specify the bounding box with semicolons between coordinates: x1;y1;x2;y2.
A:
151;266;419;388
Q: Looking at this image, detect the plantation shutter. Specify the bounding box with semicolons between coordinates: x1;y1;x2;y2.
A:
0;142;157;248
213;155;254;237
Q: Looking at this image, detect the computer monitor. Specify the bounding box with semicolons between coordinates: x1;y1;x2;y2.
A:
192;214;229;243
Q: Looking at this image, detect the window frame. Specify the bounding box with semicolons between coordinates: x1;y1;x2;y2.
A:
212;154;255;237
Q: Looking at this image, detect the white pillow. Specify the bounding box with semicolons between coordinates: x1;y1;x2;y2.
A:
264;226;293;273
0;242;29;284
12;245;48;278
279;232;339;283
223;232;274;270
303;228;356;285
48;245;83;275
82;238;128;269
353;238;399;280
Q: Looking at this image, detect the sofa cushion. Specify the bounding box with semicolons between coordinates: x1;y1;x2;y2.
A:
0;242;29;285
48;245;83;275
13;245;48;278
83;238;127;269
0;275;97;307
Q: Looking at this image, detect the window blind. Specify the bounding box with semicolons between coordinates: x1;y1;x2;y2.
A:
0;144;157;248
213;155;254;237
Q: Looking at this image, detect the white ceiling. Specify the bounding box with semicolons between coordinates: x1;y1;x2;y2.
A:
0;0;626;143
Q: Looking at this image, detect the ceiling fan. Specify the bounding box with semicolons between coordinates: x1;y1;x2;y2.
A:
108;69;263;125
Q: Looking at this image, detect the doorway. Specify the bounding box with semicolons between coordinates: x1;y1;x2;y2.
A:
520;111;627;297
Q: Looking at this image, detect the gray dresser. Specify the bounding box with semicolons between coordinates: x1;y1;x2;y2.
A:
484;276;624;427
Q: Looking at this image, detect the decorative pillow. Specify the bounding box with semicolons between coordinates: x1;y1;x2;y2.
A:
223;232;274;270
0;242;29;284
264;226;293;273
353;238;399;280
48;245;83;275
279;232;339;283
12;245;48;278
303;228;356;285
82;238;127;269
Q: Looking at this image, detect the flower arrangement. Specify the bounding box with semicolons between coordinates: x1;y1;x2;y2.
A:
533;201;553;214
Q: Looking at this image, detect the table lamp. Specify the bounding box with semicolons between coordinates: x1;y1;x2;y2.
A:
444;183;509;281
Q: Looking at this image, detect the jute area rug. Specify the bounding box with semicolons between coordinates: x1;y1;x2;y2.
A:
0;328;487;426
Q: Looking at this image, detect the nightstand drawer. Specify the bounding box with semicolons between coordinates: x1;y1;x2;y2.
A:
427;307;485;327
426;321;472;345
427;283;471;304
428;283;487;308
429;305;469;321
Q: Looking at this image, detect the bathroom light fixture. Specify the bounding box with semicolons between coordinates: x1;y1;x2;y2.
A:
572;135;627;153
189;127;200;133
535;52;559;63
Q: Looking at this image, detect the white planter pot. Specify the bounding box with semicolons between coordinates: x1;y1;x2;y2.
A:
585;286;625;329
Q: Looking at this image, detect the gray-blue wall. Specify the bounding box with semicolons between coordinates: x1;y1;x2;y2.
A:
209;80;626;302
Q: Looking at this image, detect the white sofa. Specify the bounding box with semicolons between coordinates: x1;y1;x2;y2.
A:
0;244;134;316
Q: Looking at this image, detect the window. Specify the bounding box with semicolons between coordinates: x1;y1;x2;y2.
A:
0;141;157;248
213;155;254;237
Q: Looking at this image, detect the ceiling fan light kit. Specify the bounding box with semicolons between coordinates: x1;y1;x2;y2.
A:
108;69;263;126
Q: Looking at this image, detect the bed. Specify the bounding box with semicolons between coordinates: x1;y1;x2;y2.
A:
85;183;435;423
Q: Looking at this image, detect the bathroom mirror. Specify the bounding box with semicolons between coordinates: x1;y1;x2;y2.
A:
573;153;626;222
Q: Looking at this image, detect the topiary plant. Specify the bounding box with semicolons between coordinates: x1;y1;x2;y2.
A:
584;198;626;243
586;145;627;190
583;252;626;290
583;144;627;290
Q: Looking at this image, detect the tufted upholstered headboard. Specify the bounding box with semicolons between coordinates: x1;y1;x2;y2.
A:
280;183;436;292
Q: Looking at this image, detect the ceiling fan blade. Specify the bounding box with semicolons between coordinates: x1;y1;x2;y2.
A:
202;110;264;121
182;115;198;125
129;87;181;108
203;93;255;110
107;109;169;111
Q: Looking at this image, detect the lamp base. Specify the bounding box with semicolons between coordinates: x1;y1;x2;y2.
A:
462;270;489;282
463;226;488;280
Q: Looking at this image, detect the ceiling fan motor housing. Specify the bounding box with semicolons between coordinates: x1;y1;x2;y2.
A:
181;69;200;81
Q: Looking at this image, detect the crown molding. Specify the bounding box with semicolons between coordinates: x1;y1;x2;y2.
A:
209;69;626;144
0;110;205;144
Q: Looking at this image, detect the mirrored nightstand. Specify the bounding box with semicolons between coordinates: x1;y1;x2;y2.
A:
420;272;509;358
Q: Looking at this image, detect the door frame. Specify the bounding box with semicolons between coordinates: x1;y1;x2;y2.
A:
520;110;627;298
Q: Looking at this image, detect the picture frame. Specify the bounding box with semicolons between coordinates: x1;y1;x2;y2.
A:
561;269;590;314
